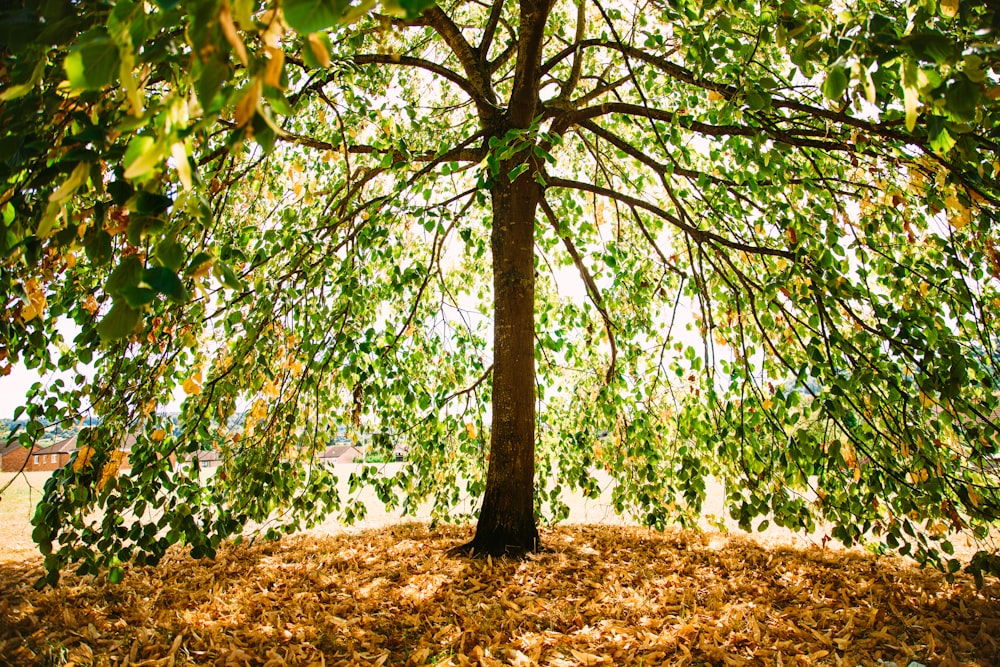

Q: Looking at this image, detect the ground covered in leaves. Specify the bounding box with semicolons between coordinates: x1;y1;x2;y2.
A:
1;524;998;666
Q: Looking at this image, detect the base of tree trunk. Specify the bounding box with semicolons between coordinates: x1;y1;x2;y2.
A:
448;526;542;558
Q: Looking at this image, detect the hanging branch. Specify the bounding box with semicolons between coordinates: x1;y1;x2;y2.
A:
540;197;618;384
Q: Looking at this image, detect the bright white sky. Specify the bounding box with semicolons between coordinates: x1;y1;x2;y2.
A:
1;363;49;419
1;317;91;420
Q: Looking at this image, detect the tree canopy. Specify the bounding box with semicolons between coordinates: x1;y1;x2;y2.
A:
2;0;1000;585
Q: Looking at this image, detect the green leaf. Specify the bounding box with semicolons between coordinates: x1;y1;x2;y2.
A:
904;31;957;66
120;285;158;308
122;136;160;180
132;191;172;215
196;55;230;112
945;75;980;123
84;229;113;265
155;239;186;271
746;91;769;111
108;566;125;584
216;261;243;290
107;180;134;206
106;256;144;293
822;66;848;100
143;267;189;303
282;0;350;34
0;57;47;101
929;123;956;154
507;163;530;182
64;30;120;90
97;301;141;342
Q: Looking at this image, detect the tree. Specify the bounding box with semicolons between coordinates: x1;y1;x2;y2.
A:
2;0;1000;584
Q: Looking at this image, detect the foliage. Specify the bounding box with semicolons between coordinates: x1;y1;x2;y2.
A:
2;0;1000;582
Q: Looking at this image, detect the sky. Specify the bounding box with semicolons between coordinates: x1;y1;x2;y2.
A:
1;363;38;419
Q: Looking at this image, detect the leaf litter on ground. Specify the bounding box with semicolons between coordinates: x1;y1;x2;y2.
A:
1;523;998;666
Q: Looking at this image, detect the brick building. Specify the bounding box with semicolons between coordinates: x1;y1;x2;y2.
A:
0;435;78;473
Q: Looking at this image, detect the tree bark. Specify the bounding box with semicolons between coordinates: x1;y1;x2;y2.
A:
457;172;541;556
453;0;551;557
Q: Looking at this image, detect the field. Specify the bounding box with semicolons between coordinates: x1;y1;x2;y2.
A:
2;470;999;665
0;471;51;561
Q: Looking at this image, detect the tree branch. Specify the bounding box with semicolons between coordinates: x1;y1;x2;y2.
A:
554;0;587;105
353;53;481;100
423;5;497;111
554;102;854;152
539;197;617;384
478;0;505;64
542;39;924;147
274;129;486;164
546;176;795;260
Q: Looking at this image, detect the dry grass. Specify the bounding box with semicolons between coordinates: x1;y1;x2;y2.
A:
0;472;49;561
1;523;999;666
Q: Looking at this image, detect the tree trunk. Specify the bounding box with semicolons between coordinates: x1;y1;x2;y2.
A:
457;172;541;557
453;0;551;557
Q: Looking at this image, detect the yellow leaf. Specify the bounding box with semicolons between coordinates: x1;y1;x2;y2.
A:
263;45;285;89
182;370;203;396
949;210;970;229
118;47;143;117
73;446;95;472
939;0;959;18
465;422;477;440
901;60;919;132
20;278;47;323
171;142;192;191
859;65;876;104
219;0;249;66
123;138;165;180
151;429;167;442
48;162;90;204
570;649;607;665
307;33;332;68
235;77;261;128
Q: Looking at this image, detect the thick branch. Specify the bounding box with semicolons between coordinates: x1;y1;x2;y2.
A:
554;102;854;152
508;0;554;125
353;53;480;100
546;176;795;260
542;39;923;147
423;6;497;111
478;0;505;63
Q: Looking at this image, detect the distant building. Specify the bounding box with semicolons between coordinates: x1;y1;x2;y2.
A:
196;449;223;468
319;444;362;463
0;435;78;473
